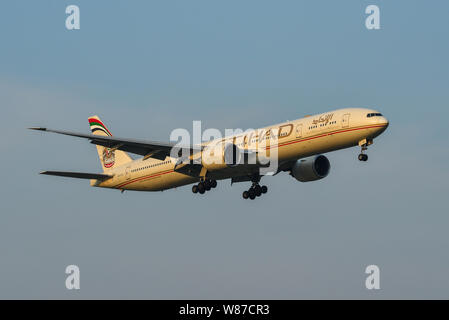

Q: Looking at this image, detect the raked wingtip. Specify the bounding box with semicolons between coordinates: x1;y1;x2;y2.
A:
28;127;47;131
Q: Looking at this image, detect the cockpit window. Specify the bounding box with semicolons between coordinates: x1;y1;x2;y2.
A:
367;113;383;118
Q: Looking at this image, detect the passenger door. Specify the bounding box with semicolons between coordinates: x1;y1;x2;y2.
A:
125;166;131;180
295;124;302;138
342;113;350;128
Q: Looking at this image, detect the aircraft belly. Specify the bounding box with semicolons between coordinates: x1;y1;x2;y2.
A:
326;129;369;151
132;175;165;191
127;172;190;191
207;166;255;180
161;172;197;190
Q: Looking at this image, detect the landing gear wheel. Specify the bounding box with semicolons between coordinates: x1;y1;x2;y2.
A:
358;154;368;161
242;191;249;199
204;180;211;191
210;180;217;188
192;185;198;194
248;188;256;200
198;183;205;194
261;185;268;194
254;185;262;197
358;140;371;162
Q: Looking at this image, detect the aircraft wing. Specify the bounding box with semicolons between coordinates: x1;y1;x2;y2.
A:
29;127;197;160
40;171;112;180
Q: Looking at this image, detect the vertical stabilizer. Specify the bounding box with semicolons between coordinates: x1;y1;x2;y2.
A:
88;116;132;172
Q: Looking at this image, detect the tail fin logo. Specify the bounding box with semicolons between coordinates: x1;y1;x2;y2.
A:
102;147;115;168
89;118;112;136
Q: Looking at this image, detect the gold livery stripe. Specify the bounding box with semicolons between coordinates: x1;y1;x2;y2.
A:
265;124;387;150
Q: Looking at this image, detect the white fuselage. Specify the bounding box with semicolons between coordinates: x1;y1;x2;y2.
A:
92;108;389;191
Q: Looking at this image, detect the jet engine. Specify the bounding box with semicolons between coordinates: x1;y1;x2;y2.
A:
291;155;330;182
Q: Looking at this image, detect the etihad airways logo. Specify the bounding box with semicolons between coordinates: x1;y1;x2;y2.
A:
312;113;334;125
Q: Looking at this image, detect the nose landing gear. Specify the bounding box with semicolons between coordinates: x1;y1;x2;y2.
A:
358;138;373;162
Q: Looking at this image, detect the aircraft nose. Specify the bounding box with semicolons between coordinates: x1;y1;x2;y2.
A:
379;116;389;127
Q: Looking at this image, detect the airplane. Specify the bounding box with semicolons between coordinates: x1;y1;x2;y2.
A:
30;107;389;200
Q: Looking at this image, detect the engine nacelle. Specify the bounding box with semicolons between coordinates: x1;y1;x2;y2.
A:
291;155;330;182
201;143;242;171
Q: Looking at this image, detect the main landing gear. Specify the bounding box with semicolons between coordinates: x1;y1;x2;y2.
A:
242;182;268;200
358;138;372;162
192;179;217;195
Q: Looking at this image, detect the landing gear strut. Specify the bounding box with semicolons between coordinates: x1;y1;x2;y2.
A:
242;182;268;200
192;179;217;195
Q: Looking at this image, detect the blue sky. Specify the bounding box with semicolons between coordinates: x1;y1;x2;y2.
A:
0;0;448;298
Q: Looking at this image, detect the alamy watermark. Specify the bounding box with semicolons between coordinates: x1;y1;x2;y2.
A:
64;4;380;31
65;5;80;30
168;121;280;176
365;264;380;290
65;265;80;290
365;5;380;30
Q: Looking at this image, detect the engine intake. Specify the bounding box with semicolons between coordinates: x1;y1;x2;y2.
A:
291;155;330;182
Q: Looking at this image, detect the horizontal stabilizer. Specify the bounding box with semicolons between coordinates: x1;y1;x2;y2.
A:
40;171;112;180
